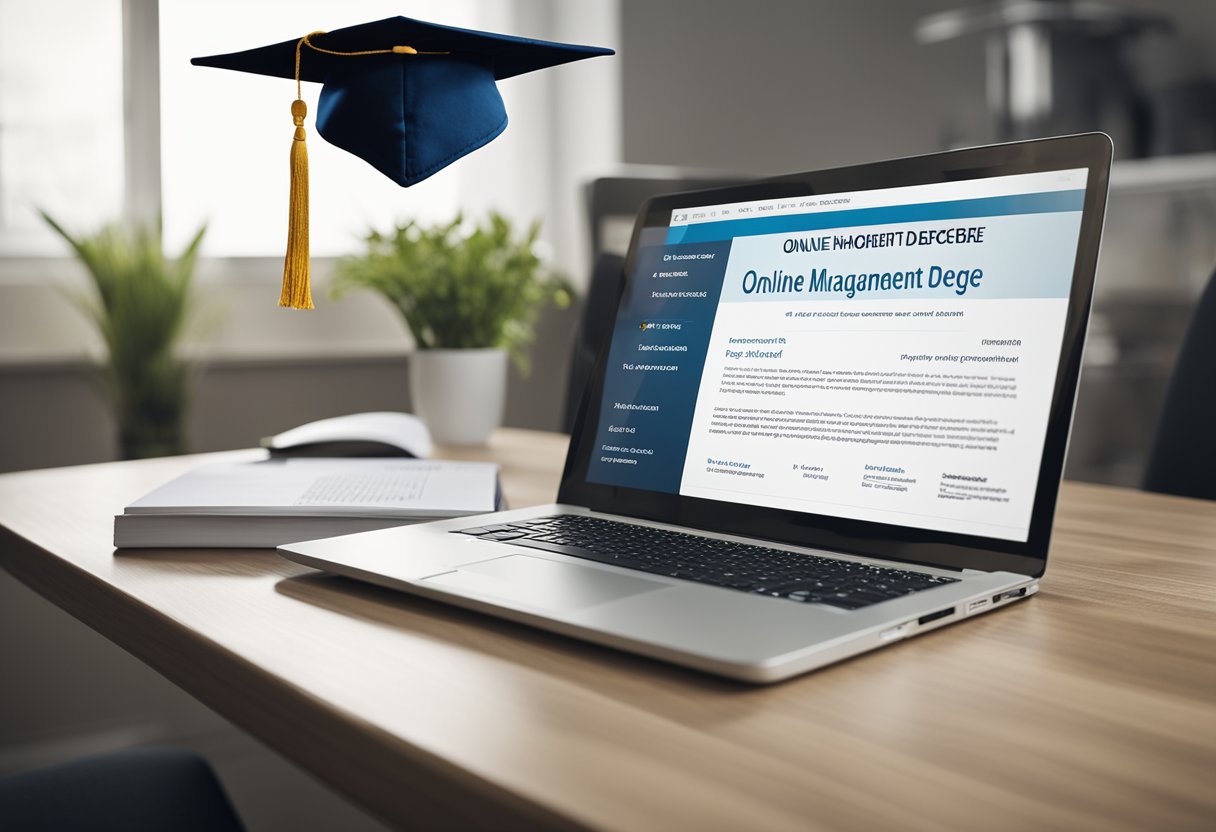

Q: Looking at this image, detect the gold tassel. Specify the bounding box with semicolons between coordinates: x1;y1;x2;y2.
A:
276;31;443;309
281;98;313;309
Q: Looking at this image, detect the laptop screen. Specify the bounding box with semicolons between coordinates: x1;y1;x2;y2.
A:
582;166;1089;544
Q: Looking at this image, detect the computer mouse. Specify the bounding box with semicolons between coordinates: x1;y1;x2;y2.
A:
262;412;433;459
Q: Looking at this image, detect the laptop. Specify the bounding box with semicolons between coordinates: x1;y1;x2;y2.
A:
280;134;1112;683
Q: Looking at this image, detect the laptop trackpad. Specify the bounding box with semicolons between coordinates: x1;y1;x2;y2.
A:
421;554;669;614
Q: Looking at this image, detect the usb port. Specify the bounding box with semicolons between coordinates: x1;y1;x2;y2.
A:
992;587;1028;604
917;607;955;625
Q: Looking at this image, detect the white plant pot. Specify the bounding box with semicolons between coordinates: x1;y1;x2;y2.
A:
409;348;508;446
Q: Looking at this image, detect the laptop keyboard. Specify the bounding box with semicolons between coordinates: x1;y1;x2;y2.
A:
453;514;958;610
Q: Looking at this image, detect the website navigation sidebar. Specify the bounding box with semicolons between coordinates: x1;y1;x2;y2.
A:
589;240;732;493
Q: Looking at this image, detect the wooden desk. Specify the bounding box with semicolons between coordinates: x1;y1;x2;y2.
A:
1;428;1213;831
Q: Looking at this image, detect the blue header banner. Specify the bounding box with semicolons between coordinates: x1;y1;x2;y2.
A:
666;190;1086;245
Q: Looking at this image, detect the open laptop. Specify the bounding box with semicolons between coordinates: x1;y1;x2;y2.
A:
281;134;1112;683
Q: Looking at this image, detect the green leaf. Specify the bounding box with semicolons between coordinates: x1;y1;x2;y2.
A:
40;211;207;455
331;212;573;374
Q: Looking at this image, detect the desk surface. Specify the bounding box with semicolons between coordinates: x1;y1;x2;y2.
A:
1;428;1213;831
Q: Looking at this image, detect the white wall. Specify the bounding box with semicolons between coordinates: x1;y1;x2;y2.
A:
618;0;986;175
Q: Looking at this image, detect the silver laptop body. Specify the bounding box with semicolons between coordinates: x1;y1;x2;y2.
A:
281;135;1111;683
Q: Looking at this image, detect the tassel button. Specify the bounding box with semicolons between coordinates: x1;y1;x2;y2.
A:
292;99;307;140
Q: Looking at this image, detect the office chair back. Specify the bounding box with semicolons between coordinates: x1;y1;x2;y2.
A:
564;253;627;432
1143;268;1216;500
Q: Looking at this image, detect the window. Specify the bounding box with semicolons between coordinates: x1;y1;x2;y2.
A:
0;0;124;255
159;0;481;256
0;0;619;276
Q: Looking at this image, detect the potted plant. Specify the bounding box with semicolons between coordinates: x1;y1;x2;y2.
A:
42;212;206;460
333;213;570;445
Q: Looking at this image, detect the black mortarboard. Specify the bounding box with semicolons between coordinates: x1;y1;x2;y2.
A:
191;16;613;308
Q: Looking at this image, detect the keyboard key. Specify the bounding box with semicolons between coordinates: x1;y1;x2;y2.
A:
849;590;892;604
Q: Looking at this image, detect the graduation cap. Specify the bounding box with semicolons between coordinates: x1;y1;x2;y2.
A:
192;16;613;308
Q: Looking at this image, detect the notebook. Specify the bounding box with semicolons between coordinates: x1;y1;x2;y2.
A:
280;135;1112;682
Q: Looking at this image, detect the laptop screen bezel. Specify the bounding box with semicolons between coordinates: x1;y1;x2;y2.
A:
558;134;1112;578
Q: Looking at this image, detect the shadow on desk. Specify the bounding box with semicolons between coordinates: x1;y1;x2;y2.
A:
113;548;286;577
274;572;753;699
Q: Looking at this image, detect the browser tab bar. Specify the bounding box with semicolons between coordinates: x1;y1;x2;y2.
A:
668;168;1086;228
